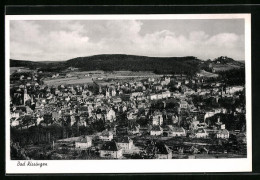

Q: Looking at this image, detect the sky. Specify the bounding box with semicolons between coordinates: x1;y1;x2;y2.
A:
9;19;245;61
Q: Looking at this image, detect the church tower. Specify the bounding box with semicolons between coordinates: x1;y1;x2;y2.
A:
99;86;102;94
111;88;116;96
24;87;30;105
106;88;110;97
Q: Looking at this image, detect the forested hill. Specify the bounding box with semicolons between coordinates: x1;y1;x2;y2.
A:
66;54;201;74
10;54;202;75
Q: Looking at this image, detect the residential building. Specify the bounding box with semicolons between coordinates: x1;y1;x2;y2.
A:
100;141;123;159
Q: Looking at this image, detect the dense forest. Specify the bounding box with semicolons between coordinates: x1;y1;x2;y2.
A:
10;54;202;75
66;54;201;75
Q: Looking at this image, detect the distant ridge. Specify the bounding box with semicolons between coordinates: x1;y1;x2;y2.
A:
10;54;244;75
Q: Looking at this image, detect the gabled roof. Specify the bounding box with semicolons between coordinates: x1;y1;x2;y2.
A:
172;126;185;132
101;141;121;151
165;126;185;133
114;137;132;143
101;130;113;136
217;129;229;135
151;126;162;131
155;143;172;155
76;136;92;143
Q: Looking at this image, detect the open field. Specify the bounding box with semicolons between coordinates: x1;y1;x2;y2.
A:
197;70;218;78
10;67;34;75
44;71;163;86
212;64;242;72
44;76;93;85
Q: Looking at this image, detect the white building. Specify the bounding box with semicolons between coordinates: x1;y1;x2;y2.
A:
75;136;92;149
99;130;113;141
150;94;158;100
216;129;229;139
106;109;116;122
115;137;134;151
152;111;163;125
154;143;172;159
168;126;186;137
150;126;163;136
100;141;123;159
195;128;208;138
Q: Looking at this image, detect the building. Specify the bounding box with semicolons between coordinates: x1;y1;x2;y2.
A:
106;109;116;122
169;126;186;137
150;93;158;100
178;100;188;109
114;137;133;151
128;124;140;135
100;141;123;159
99;130;113;141
154;143;172;159
23;88;31;105
152;111;163;125
150;126;163;136
195;128;208;138
75;136;92;149
161;91;171;99
56;136;91;149
216;129;229;139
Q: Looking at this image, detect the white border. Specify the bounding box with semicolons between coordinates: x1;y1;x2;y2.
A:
5;14;252;174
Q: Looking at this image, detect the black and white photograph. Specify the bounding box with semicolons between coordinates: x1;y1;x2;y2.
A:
5;14;252;173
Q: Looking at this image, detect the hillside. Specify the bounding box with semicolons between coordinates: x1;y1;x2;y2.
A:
10;54;244;75
65;54;201;75
212;56;244;66
10;54;201;75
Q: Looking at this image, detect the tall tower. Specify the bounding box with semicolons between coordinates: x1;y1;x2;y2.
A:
99;86;102;94
111;88;116;96
24;87;30;105
106;88;110;97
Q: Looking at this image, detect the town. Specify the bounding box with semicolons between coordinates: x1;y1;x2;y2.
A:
10;57;247;160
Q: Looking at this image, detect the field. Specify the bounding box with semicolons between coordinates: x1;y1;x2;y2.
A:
212;63;241;72
44;71;163;86
197;70;218;78
10;67;34;75
44;76;93;86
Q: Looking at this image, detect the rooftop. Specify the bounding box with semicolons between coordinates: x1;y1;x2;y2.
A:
101;141;121;151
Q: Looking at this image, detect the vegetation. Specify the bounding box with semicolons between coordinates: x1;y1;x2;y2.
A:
11;54;201;75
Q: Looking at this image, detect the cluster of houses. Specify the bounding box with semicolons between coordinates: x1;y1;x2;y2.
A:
10;70;246;159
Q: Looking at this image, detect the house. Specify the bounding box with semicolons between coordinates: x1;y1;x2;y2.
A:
169;126;186;137
131;92;143;98
112;97;122;103
75;136;92;149
99;130;113;141
237;133;246;144
106;109;116;122
56;136;91;149
216;129;229;139
150;93;157;100
114;137;133;151
100;141;123;159
148;77;155;82
195;128;208;138
128;124;140;135
10;118;20;127
11;110;23;119
178;100;188;109
161;91;171;99
152;111;163;125
116;125;128;135
150;126;163;136
154;143;172;159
